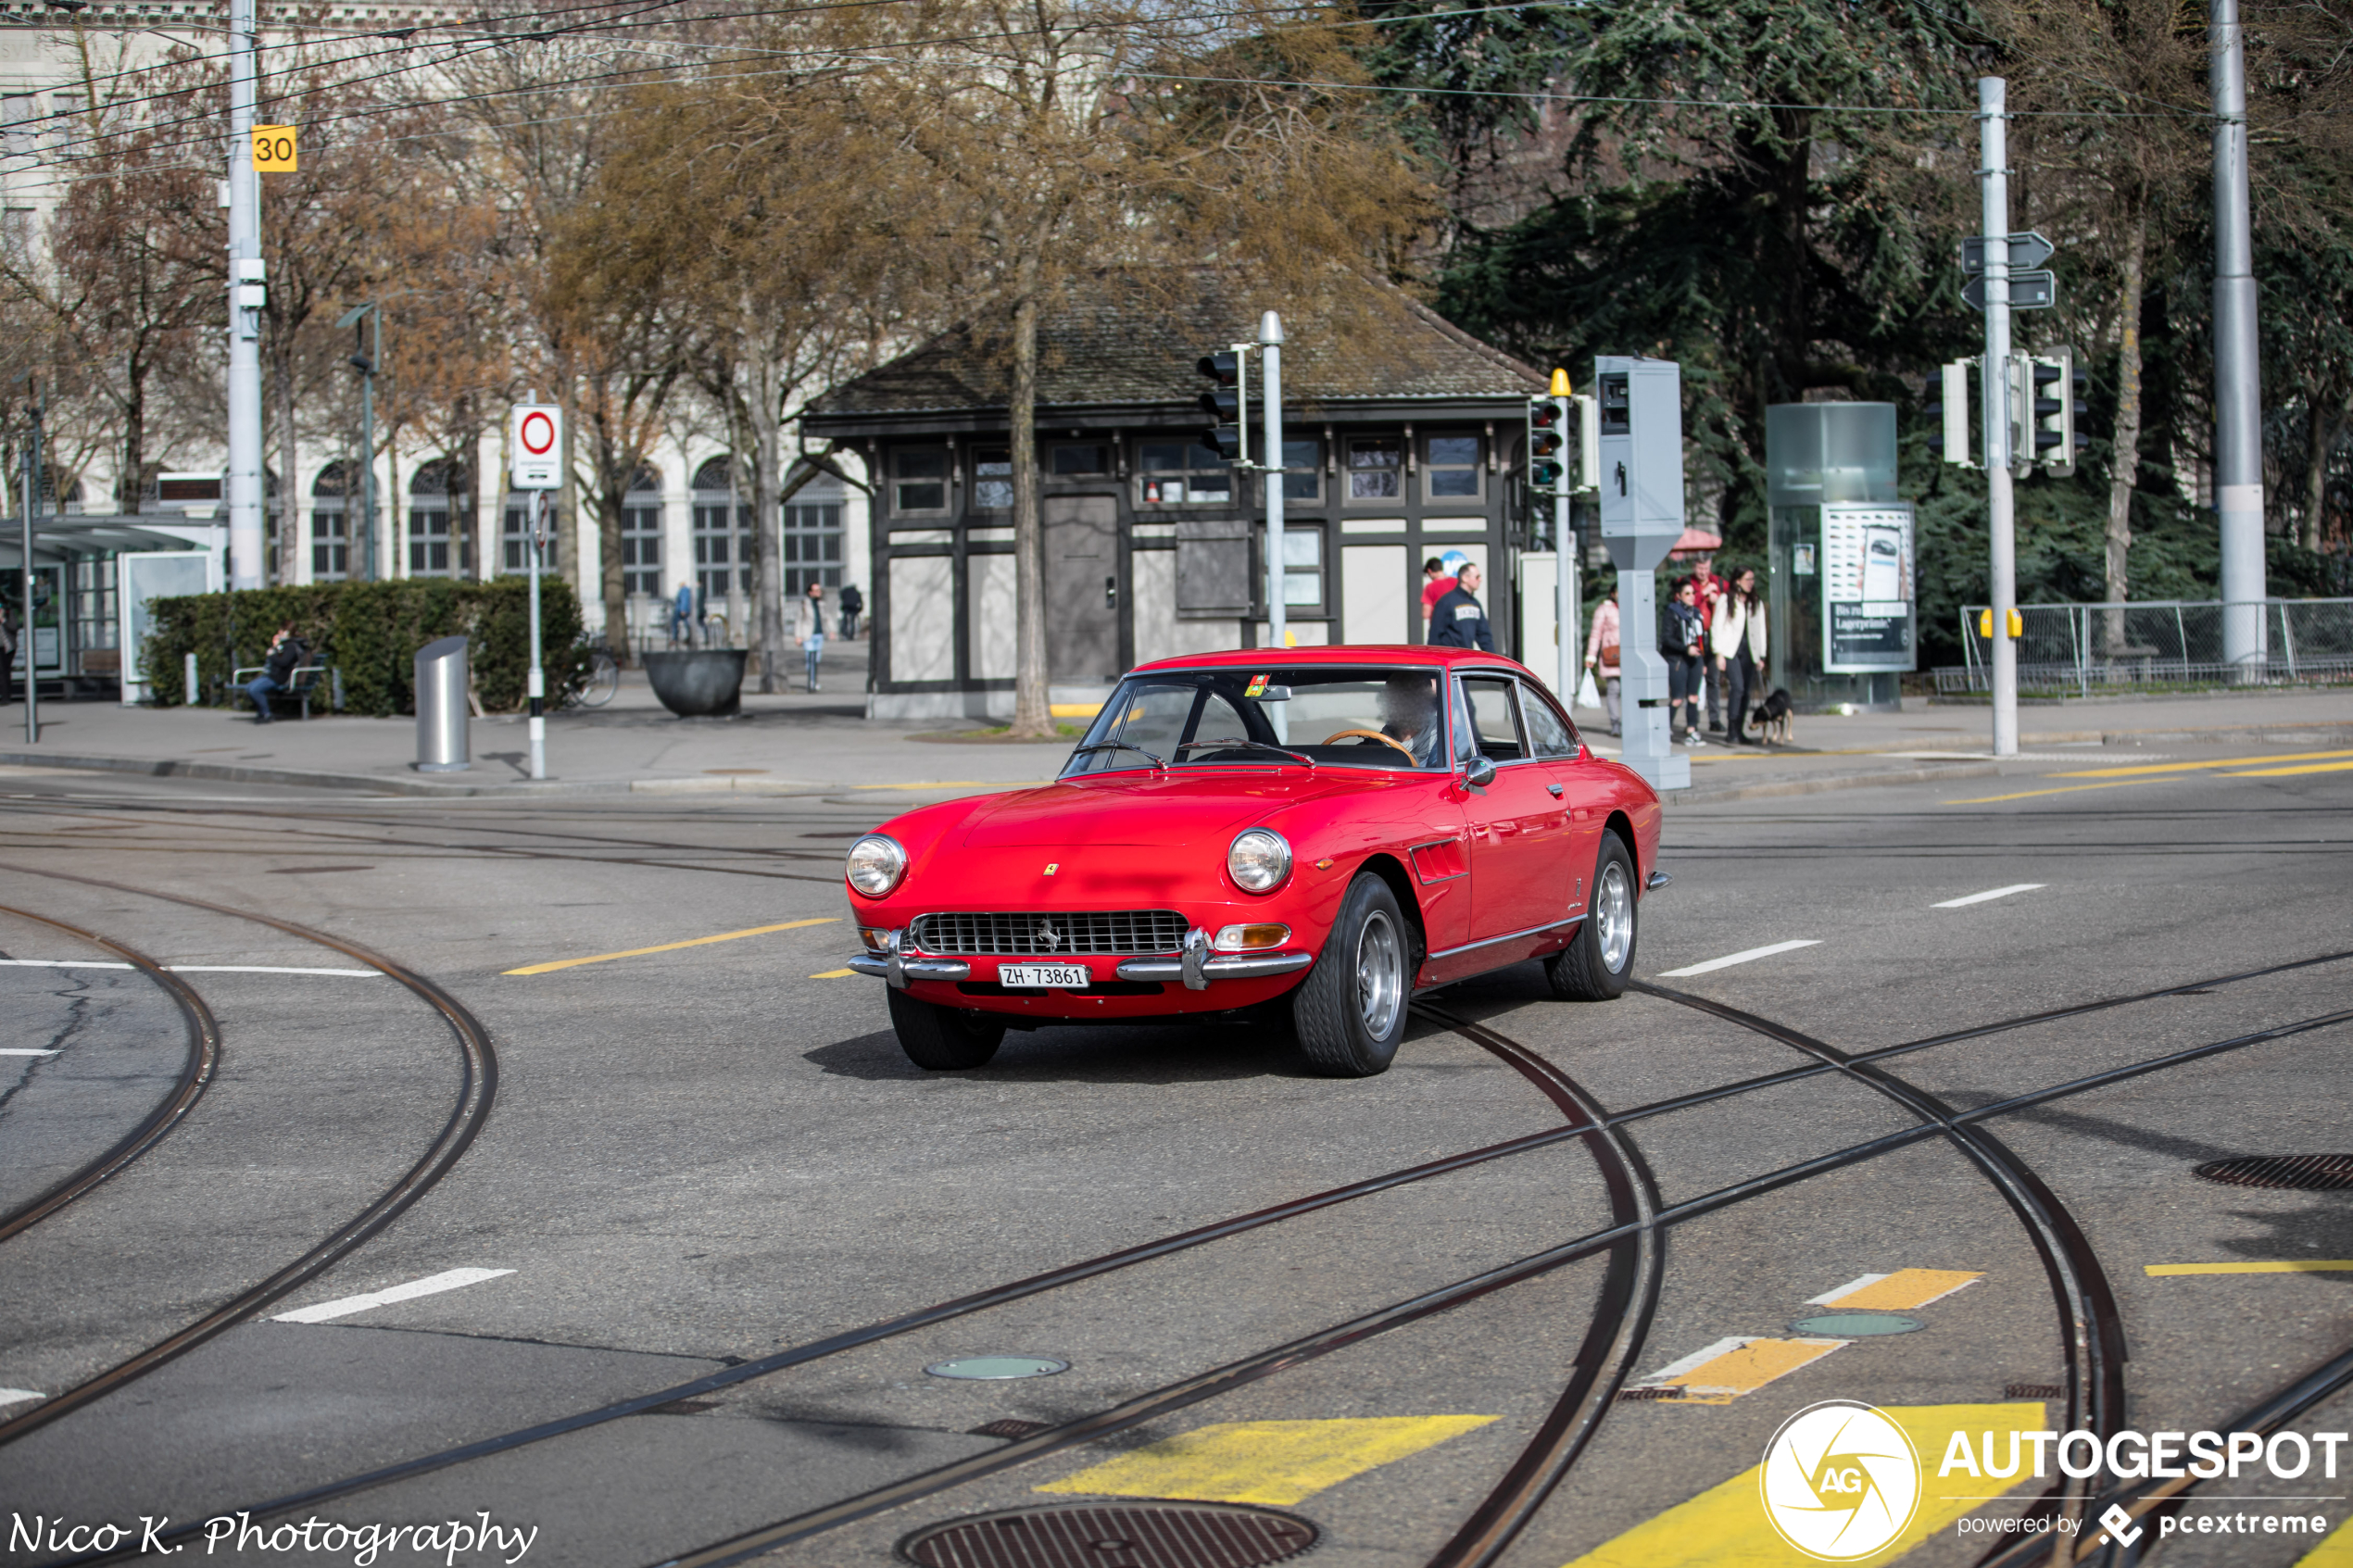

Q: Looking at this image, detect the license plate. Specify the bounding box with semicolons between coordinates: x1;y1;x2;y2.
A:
1000;963;1089;988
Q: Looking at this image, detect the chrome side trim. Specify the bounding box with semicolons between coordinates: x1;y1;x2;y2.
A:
1647;871;1672;890
852;948;971;985
1425;915;1581;961
1116;951;1315;982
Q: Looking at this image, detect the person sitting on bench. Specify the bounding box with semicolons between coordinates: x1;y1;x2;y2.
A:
246;623;308;725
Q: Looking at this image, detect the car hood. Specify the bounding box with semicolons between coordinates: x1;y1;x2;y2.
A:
957;771;1391;849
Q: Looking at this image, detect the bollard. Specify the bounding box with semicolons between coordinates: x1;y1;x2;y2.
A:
183;651;198;707
414;634;472;771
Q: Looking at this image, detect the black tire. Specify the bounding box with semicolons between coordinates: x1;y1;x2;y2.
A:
887;988;1006;1071
1545;833;1638;1001
1292;873;1412;1078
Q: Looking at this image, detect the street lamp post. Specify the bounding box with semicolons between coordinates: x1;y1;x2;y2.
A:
336;303;381;581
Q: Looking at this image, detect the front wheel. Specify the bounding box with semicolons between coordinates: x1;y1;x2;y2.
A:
1292;873;1411;1077
578;650;621;709
1545;834;1637;1001
887;988;1006;1071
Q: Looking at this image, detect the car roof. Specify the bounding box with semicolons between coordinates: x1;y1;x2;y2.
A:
1128;644;1537;680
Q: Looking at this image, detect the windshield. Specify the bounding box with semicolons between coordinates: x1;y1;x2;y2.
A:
1064;666;1453;777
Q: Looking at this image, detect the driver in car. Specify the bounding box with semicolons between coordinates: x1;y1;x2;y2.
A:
1378;675;1444;768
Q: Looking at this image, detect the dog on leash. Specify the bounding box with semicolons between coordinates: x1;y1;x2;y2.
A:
1748;687;1794;746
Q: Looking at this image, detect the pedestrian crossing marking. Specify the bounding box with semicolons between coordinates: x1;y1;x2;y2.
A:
1035;1415;1498;1507
1561;1402;2046;1566
1628;1337;1848;1405
2145;1260;2353;1275
1808;1269;1982;1311
2053;748;2353;778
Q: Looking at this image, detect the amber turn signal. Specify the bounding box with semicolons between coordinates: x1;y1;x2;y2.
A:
1212;922;1290;952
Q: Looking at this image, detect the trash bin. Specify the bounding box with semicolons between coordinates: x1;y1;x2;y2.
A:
415;634;472;772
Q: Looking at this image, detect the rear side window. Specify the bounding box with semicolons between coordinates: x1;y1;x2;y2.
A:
1519;684;1580;757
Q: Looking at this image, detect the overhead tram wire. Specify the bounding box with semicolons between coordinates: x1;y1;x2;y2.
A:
50;948;2353;1567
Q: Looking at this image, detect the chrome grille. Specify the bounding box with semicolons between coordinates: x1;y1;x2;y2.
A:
912;910;1188;956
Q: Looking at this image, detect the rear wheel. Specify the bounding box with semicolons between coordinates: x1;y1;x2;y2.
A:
1545;834;1637;1001
1293;874;1410;1077
887;988;1006;1071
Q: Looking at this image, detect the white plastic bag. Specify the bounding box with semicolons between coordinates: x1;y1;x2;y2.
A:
1576;670;1604;710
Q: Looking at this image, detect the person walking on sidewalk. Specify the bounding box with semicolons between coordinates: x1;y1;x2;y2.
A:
1418;556;1457;639
1582;590;1621;735
245;622;308;725
1711;568;1768;746
1662;580;1707;745
1428;560;1495;651
1680;556;1730;733
838;582;863;639
670;581;698;648
792;582;827;692
0;602;15;705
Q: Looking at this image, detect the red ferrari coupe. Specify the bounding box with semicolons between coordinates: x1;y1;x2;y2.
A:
843;646;1664;1075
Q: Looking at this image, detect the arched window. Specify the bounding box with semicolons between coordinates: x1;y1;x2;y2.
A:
312;460;352;581
691;456;754;601
621;462;663;596
408;459;459;577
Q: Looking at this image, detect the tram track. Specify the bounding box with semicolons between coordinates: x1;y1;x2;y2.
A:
46;947;2350;1568
0;907;220;1245
0;863;497;1450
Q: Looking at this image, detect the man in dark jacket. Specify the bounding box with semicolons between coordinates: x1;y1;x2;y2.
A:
245;622;308;724
1428;561;1495;652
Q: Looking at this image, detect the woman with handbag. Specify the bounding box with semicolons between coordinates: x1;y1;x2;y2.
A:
1582;590;1621;736
1663;579;1707;744
1711;568;1768;746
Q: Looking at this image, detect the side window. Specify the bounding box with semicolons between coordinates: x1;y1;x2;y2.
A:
973;447;1013;509
1427;434;1482;499
893;449;949;513
1347;437;1401;500
1519;683;1580;757
1458;676;1526;762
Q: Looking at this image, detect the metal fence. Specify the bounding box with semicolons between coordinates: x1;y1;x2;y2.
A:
1937;599;2353;696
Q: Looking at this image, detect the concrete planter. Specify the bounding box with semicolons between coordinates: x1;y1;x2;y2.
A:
643;649;748;718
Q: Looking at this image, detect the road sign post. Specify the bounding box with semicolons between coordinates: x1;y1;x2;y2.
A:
1979;78;2019;759
510;403;562;781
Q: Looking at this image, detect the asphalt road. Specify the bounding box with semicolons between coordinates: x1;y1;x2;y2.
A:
0;734;2347;1568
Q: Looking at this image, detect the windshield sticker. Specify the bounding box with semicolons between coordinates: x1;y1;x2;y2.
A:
1244;674;1271;696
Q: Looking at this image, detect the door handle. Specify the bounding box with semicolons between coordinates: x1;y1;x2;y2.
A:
1546;783;1563;797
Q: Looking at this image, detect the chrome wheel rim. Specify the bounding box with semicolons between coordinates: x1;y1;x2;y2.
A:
1595;861;1633;973
1355;909;1403;1038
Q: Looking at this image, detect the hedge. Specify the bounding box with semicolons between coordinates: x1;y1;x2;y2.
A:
142;577;590;717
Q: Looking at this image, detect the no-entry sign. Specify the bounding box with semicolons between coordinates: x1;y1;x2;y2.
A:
510;404;562;490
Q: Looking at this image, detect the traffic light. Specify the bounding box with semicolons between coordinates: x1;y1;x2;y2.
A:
1197;349;1248;464
1527;395;1566;494
2028;347;2085;477
1923;360;1972;467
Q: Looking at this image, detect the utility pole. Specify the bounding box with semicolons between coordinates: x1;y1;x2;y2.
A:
19;388;39;743
338;303;380;581
1980;77;2019;758
1260;310;1286;681
2210;0;2265;670
225;0;265;590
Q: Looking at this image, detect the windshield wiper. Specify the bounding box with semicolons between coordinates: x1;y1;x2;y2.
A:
1069;740;1165;771
1176;738;1315;767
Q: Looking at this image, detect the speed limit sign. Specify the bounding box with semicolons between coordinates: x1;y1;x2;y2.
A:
252;125;296;172
510;404;562;489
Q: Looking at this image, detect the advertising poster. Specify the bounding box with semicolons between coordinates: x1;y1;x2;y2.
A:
1821;502;1916;672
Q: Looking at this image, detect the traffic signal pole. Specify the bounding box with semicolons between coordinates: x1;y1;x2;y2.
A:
225;0;265;589
1261;310;1286;678
1980;77;2019;757
2210;0;2266;671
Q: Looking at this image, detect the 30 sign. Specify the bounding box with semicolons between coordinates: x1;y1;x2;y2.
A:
252;125;297;172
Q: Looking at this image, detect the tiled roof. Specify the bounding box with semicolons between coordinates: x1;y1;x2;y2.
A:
811;270;1546;418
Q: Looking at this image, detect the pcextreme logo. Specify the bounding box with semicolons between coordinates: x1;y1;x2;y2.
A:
1759;1400;1923;1561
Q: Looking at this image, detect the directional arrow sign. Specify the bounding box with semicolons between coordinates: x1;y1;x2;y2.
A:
1961;232;2057;275
1961;269;2056;311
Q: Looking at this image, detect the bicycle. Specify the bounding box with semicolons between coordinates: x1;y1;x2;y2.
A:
565;634;621;709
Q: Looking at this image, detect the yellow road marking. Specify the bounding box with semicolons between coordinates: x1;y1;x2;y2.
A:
1036;1415;1498;1507
2053;748;2353;778
504;918;837;975
2297;1522;2353;1565
1562;1403;2046;1567
1814;1269;1982;1311
1633;1338;1847;1405
810;968;856;980
2223;760;2353;778
2145;1260;2353;1276
1946;777;2171;805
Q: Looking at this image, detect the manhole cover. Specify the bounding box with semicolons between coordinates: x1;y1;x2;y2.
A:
900;1502;1317;1568
1791;1313;1922;1336
927;1356;1069;1380
2194;1155;2353;1191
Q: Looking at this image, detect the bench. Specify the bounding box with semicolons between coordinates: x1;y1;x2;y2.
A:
230;663;330;720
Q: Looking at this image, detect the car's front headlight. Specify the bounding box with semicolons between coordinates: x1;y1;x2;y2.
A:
1227;828;1292;894
846;834;909;897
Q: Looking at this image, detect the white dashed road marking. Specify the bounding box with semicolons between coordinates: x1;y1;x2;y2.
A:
0;1049;60;1057
1657;940;1822;978
0;958;377;976
271;1268;515;1324
0;1388;43;1407
1932;884;2045;908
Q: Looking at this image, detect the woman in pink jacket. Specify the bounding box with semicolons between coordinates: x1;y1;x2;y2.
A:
1581;591;1620;735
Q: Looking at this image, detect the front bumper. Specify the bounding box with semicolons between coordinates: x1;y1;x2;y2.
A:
845;925;1312;992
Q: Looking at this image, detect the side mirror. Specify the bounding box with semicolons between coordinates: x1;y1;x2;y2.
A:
1462;756;1497;792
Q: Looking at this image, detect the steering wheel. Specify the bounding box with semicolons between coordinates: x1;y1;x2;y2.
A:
1323;728;1417;760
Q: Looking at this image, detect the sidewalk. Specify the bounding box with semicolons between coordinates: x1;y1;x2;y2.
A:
0;662;2344;804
